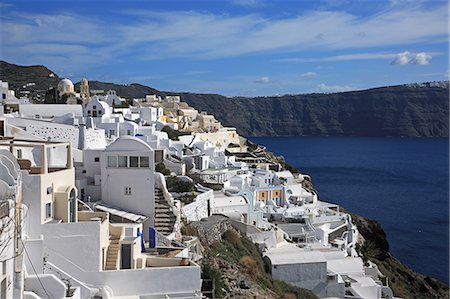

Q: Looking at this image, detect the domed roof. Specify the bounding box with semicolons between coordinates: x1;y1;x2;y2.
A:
106;136;153;152
57;78;74;89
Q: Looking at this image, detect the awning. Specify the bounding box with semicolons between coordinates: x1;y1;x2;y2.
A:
95;203;148;223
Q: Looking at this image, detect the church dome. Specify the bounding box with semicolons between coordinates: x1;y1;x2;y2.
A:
57;78;74;89
57;78;75;94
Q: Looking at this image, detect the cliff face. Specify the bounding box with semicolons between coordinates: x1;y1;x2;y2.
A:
178;84;449;137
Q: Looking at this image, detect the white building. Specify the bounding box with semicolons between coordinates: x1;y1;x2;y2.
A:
100;136;155;234
0;138;202;298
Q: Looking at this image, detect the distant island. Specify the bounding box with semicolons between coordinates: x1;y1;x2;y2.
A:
1;60;448;137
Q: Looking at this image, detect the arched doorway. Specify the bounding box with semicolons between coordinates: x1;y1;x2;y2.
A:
69;188;76;222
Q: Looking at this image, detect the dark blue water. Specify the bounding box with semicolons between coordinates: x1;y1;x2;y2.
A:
251;136;449;283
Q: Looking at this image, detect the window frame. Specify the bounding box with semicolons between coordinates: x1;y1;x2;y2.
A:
129;156;139;168
107;155;118;168
139;156;149;168
118;156;128;168
45;202;52;219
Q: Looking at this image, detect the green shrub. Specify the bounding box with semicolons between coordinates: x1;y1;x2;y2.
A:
202;261;228;298
166;176;195;193
155;162;170;175
161;125;189;141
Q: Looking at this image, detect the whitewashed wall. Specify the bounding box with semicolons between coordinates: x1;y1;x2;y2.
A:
181;190;213;222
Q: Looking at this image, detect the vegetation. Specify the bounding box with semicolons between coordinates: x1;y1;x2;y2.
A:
355;240;380;267
166;176;195;193
161;125;189;141
203;230;318;299
201;261;229;298
155;162;171;175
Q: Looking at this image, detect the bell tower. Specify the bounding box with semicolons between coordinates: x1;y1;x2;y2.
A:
80;78;90;103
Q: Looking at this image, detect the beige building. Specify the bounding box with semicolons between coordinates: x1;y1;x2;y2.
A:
80;78;90;101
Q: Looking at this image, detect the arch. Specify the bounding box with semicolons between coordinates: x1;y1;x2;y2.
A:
69;188;76;223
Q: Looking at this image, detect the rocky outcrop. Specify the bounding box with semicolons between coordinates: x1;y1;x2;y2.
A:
187;215;318;299
350;212;449;299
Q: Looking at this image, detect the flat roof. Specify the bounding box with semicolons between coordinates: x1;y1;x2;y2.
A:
264;244;326;265
95;203;148;223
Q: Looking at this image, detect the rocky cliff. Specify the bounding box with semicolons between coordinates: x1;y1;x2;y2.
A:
177;84;449;137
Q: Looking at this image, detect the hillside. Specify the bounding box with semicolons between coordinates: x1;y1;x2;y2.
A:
1;60;448;137
0;60;60;91
74;81;162;98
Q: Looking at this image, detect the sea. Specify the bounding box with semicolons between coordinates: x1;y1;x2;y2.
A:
250;136;449;283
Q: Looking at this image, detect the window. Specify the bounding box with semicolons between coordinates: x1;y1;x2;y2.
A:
45;203;52;219
88;110;91;116
118;156;128;168
17;149;22;159
129;156;139;168
139;156;149;168
124;187;132;195
94;157;100;162
107;156;118;168
2;94;5;100
93;105;97;109
46;186;53;195
109;129;115;137
127;130;132;135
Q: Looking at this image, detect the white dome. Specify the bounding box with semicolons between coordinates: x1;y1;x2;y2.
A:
58;78;74;89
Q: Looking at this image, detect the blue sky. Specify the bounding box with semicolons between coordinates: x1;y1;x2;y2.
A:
0;0;448;96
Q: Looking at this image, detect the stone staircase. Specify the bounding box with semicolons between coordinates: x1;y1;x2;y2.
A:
154;188;176;236
105;237;120;270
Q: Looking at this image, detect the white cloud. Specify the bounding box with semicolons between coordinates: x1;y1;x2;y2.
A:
311;83;354;93
410;52;432;65
300;71;317;77
390;51;432;65
391;51;411;65
254;76;270;84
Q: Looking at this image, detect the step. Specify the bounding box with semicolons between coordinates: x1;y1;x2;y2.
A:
155;203;171;208
155;207;171;212
155;213;176;218
155;227;173;232
155;219;176;223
